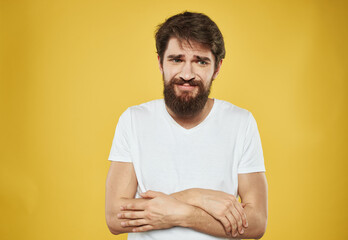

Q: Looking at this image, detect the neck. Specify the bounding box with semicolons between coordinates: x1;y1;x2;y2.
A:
165;98;214;129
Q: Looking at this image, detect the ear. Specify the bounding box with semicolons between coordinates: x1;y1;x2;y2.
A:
212;59;223;80
158;55;163;74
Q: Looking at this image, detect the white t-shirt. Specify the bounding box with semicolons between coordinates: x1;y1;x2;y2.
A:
108;98;265;240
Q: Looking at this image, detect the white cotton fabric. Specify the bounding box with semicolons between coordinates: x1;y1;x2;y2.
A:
108;98;265;240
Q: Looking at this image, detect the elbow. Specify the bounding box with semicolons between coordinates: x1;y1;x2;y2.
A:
107;225;120;236
105;213;122;235
254;214;267;239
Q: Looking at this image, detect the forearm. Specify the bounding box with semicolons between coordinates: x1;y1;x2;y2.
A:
172;188;267;239
183;204;266;239
113;189;266;238
106;197;148;235
172;189;235;238
238;203;267;239
180;204;233;238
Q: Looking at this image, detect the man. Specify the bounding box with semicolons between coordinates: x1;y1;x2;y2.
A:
105;11;268;240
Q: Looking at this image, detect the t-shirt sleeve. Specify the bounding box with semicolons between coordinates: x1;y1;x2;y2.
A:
238;112;266;173
108;108;132;162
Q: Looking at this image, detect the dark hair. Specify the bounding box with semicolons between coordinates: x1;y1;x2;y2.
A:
155;11;225;70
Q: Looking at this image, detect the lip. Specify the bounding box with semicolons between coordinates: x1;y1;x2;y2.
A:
176;83;197;91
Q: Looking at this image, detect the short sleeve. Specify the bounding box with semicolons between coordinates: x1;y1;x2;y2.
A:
108;108;132;162
238;112;266;173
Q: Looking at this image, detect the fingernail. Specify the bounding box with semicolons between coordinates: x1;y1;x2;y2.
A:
246;222;248;227
241;228;244;234
121;222;125;227
233;233;238;237
120;206;124;210
117;213;121;218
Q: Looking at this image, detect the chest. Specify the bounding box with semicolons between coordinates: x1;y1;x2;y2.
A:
132;125;242;194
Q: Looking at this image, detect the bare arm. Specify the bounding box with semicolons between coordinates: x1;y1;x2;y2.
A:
106;161;236;237
171;189;247;238
119;190;237;238
105;161;148;235
177;200;243;238
172;172;268;239
107;162;267;238
105;162;222;236
237;172;268;239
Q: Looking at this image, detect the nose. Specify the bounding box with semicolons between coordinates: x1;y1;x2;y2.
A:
179;61;195;81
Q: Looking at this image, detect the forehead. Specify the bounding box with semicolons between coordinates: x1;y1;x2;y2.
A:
164;37;213;58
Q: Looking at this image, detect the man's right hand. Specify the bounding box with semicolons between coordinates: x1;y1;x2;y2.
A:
117;190;194;232
172;188;248;237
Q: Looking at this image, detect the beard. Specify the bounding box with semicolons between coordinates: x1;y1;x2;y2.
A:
163;77;212;118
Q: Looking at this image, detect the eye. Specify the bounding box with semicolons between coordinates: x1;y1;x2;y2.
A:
171;59;182;63
197;60;208;65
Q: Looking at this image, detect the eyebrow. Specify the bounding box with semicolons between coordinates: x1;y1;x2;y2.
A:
167;54;183;59
195;55;211;62
167;54;211;62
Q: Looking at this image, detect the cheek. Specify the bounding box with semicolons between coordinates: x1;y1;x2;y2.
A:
195;66;214;78
163;69;176;81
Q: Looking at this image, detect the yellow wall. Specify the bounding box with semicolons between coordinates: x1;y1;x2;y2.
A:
1;0;347;239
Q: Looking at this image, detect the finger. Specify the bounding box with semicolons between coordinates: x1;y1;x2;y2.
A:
117;211;146;219
132;225;154;232
121;202;146;211
229;203;244;235
218;216;231;236
235;202;248;228
225;212;238;237
120;219;148;227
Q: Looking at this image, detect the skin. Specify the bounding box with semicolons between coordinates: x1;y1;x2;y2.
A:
105;163;267;238
105;37;268;238
160;37;222;129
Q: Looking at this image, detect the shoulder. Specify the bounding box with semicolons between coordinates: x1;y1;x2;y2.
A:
214;98;252;121
119;99;164;123
127;99;163;115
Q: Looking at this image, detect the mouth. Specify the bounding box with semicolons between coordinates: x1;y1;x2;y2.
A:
175;83;197;91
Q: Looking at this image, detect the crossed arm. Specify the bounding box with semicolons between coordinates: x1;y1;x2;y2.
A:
105;162;268;239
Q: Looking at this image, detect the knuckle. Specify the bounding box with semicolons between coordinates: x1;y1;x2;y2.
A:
232;223;237;230
148;212;155;220
231;217;237;225
218;210;225;217
147;206;153;213
147;225;153;230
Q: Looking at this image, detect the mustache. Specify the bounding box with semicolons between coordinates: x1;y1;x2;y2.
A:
170;78;201;86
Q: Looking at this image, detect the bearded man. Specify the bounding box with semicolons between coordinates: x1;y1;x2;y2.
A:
105;11;268;240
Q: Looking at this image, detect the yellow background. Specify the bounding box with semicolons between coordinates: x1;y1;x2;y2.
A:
1;0;347;239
